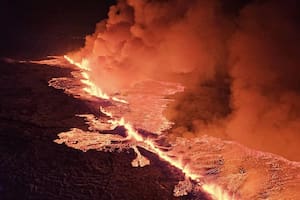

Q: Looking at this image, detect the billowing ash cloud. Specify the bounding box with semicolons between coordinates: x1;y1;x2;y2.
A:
70;0;230;93
69;0;300;161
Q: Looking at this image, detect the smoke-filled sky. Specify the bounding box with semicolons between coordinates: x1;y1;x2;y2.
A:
67;0;300;161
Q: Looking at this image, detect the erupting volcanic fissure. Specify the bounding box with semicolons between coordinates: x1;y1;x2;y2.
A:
42;0;300;199
48;55;299;200
2;0;300;199
64;55;128;104
61;55;232;200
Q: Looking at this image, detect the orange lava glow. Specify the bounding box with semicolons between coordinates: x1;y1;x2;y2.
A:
101;106;232;200
64;55;127;103
64;55;233;200
202;184;233;200
64;55;90;71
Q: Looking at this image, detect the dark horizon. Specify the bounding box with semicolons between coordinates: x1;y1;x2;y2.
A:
0;0;116;58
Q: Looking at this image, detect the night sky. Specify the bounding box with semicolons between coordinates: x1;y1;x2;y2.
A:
0;0;116;58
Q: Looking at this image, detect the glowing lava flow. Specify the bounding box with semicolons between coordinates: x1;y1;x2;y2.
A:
100;106;200;178
101;106;233;200
64;55;127;103
65;55;233;200
64;55;91;71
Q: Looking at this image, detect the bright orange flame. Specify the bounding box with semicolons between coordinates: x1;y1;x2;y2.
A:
64;55;127;103
112;96;128;104
64;55;90;71
65;55;234;200
202;184;234;200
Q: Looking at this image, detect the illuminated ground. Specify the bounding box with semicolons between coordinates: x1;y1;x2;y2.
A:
27;57;300;199
0;59;211;200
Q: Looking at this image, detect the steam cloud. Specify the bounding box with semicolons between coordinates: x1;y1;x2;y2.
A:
69;0;300;161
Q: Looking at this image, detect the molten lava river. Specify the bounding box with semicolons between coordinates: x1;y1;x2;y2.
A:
33;56;300;200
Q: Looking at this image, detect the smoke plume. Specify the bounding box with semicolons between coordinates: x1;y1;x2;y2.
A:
69;0;300;161
227;0;300;160
70;0;231;93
